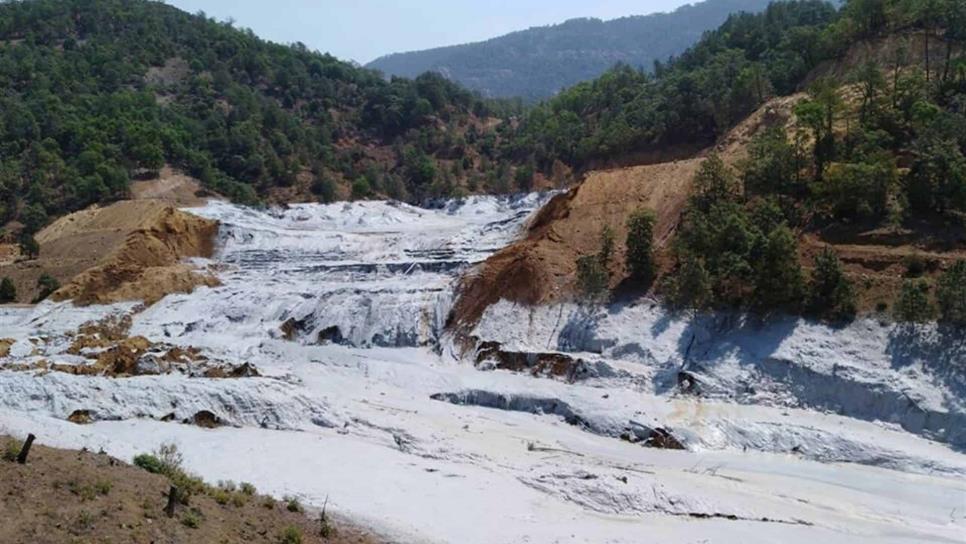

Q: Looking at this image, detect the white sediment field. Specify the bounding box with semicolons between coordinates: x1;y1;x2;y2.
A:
1;195;964;544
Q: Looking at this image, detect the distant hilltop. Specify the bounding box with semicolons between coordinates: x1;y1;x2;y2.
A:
366;0;773;101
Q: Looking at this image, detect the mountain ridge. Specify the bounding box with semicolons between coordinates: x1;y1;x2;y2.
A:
366;0;774;100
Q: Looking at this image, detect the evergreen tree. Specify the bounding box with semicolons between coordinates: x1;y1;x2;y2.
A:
806;247;857;321
753;225;804;310
18;234;39;260
576;255;608;302
894;278;935;323
669;253;712;309
625;209;657;285
937;261;966;325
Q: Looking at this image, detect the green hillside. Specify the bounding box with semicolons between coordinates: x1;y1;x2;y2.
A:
366;0;775;101
0;0;524;240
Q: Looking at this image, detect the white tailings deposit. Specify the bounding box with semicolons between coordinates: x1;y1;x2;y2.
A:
1;195;964;543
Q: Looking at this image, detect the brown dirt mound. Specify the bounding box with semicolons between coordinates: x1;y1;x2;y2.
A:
0;436;381;544
46;201;219;305
450;158;702;328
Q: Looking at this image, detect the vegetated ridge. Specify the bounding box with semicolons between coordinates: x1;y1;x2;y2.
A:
0;0;543;252
366;0;774;101
451;0;966;330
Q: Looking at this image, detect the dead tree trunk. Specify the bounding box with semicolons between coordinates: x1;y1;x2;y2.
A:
165;486;178;518
16;434;35;464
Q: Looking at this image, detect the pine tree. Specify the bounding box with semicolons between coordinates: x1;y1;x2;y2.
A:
576;255;608;302
753;225;804;310
670;254;712;309
894;278;935;323
806;247;856;321
937;260;966;325
625;209;656;285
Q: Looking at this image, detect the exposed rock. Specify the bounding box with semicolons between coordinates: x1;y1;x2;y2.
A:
189;410;223;428
67;409;93;425
475;340;592;381
622;421;686;450
0;338;13;358
317;325;345;345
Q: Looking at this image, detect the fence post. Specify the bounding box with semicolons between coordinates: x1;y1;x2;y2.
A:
16;434;35;464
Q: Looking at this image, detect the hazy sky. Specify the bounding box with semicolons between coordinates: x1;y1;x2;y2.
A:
162;1;693;64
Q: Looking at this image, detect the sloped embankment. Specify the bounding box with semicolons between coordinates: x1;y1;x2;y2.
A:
450;92;802;330
42;201;219;305
0;436;381;544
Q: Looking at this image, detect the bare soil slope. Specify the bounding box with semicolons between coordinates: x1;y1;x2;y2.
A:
450;41;966;329
0;436;380;544
0;200;218;305
450;92;801;329
129;165;208;207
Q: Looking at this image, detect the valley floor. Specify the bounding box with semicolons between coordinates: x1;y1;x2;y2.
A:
1;196;964;543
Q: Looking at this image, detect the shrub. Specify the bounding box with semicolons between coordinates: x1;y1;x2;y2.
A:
0;277;16;303
350;177;371;200
94;480;112;496
280;526;303;544
18;234;39;260
134;444;204;504
211;488;231;505
285;496;303;513
597;226;615;269
310;176;336;203
2;438;20;462
262;496;277;509
181;510;201;529
625;209;656;285
155;443;184;472
33;273;59;302
576;254;607;301
895;279;935;323
806;247;856;321
240;482;256;496
75;510;95;532
132;454;165;474
937;261;966;325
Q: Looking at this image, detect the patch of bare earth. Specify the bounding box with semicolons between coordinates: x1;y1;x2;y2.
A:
36;200;219;306
0;436;382;544
130;166;209;208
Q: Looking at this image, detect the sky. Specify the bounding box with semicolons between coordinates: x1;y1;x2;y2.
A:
162;1;693;65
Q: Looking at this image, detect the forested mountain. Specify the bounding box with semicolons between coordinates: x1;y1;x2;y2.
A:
365;0;774;101
0;0;526;244
498;0;966;322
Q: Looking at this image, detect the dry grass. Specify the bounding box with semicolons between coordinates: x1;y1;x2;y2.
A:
0;436;382;544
